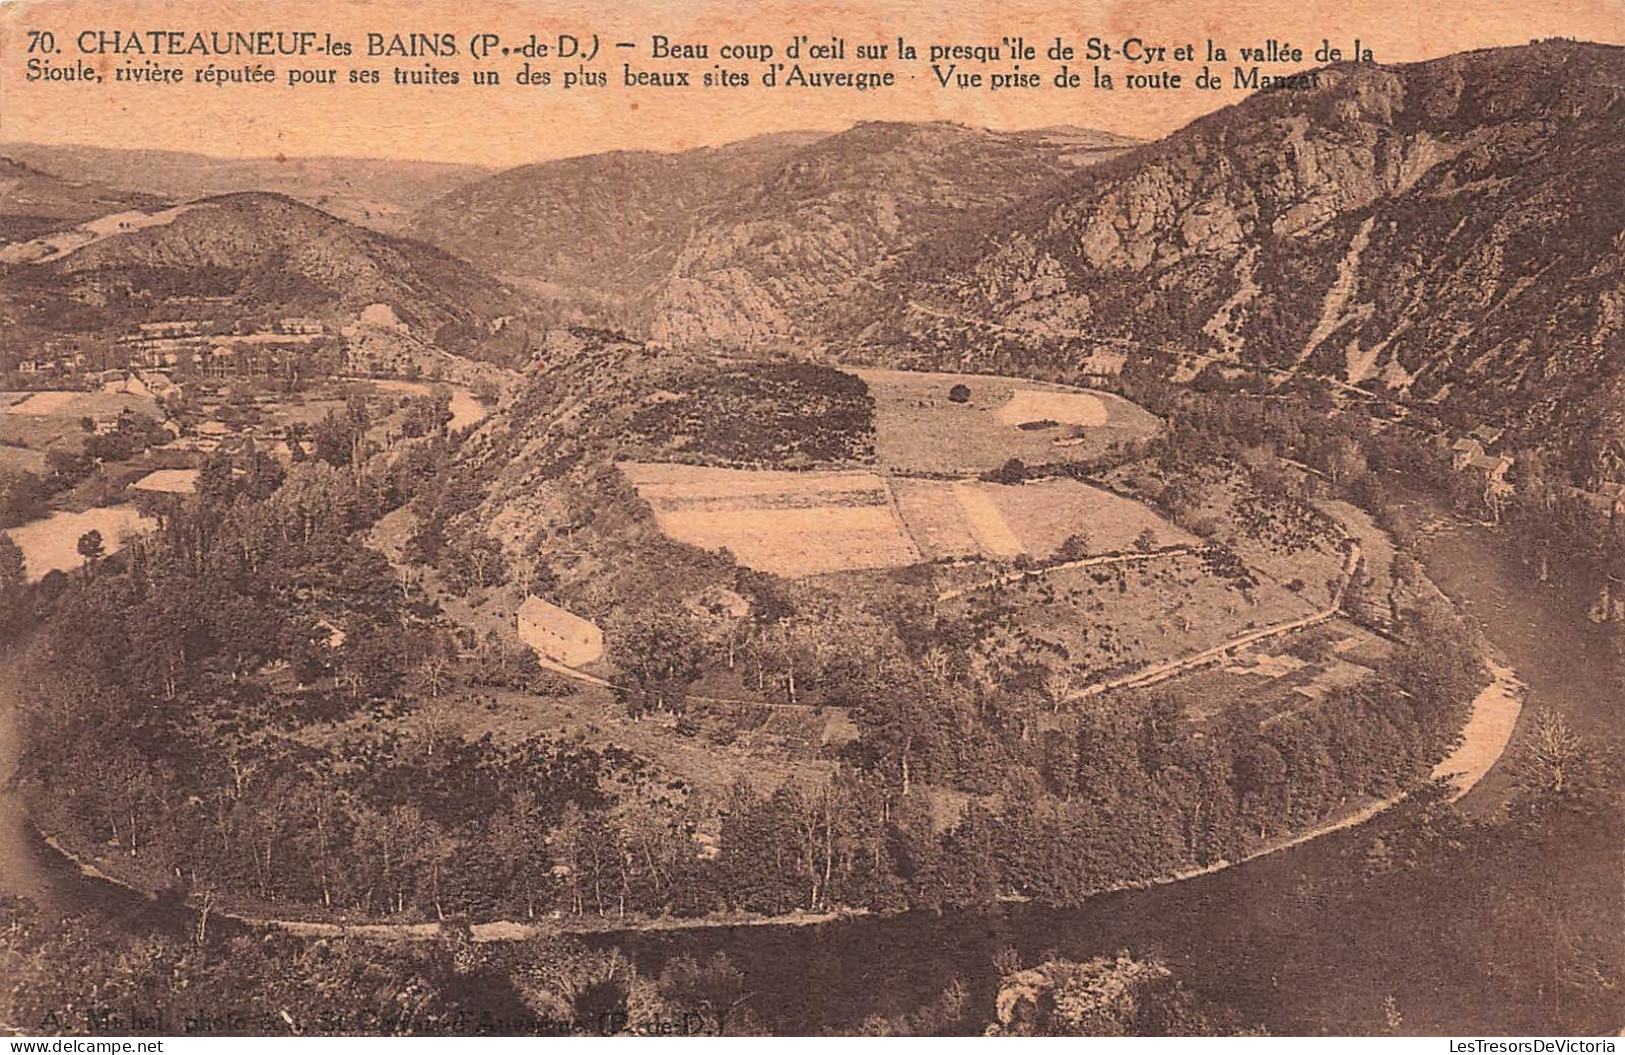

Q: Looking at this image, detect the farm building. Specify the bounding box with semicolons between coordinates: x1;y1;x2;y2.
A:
516;596;604;667
1449;437;1487;470
130;468;201;494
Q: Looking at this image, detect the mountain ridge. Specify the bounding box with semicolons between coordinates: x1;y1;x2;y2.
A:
824;41;1625;473
0;142;493;235
411;122;1139;335
1;190;537;367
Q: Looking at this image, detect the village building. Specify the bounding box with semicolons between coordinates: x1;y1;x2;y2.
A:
130;468;201;494
515;596;605;667
99;370;181;401
155;436;221;455
1449;437;1487;470
136;320;205;340
1466;450;1514;485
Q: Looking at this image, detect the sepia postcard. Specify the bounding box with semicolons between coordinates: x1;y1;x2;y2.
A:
0;0;1621;1043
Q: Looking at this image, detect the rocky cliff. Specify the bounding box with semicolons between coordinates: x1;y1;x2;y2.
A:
851;42;1624;460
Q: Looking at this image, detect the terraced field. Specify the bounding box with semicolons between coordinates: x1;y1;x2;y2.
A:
619;461;920;577
894;477;1194;561
624;461;1193;576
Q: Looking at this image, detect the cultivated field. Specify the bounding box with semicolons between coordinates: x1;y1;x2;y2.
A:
0;390;160;460
620;461;921;577
852;368;1161;475
894;477;1195;561
2;389;159;420
130;468;200;494
995;389;1109;427
625;461;1195;575
6;504;156;581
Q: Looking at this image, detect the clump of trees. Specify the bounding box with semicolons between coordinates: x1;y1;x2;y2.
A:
624;362;876;468
988;953;1258;1036
1;897;765;1036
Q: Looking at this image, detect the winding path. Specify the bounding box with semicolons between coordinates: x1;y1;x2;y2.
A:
1069;541;1363;701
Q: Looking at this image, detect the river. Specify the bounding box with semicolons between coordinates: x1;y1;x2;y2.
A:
1;505;1615;1033
581;507;1617;1034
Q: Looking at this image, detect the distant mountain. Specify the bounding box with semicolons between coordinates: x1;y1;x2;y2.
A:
0;143;490;235
410;124;1137;335
411;131;831;323
1;192;535;366
0;155;165;243
649;122;1138;348
847;42;1625;465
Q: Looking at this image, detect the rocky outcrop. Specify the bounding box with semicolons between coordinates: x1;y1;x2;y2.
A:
648;123;1136;348
853;42;1625;464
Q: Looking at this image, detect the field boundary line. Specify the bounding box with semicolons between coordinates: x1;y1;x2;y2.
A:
1068;542;1361;700
936;545;1195;602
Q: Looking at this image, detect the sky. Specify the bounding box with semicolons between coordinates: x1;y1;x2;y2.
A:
1;0;1620;167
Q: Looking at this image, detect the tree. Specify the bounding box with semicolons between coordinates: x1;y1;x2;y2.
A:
0;472;48;529
337;622;410;700
400;392;453;439
1511;709;1604;809
838;657;963;796
606;611;707;716
416;654;453;699
313;398;372;471
1041;663;1075;713
948;383;972;404
988;458;1027;485
988;954;1246;1036
0;533;25;590
657;953;762;1036
196;451;238;506
1055;531;1093;562
76;530;105;575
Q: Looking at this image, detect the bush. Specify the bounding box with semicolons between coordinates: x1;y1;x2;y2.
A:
1284;626;1338;663
526;670;580;697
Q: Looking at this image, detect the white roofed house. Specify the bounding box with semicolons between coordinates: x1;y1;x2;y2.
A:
516;596;604;668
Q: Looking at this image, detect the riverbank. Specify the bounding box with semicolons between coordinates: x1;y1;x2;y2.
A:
26;821;875;943
7;492;1604;1038
23;641;1519;946
10;491;1522;947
